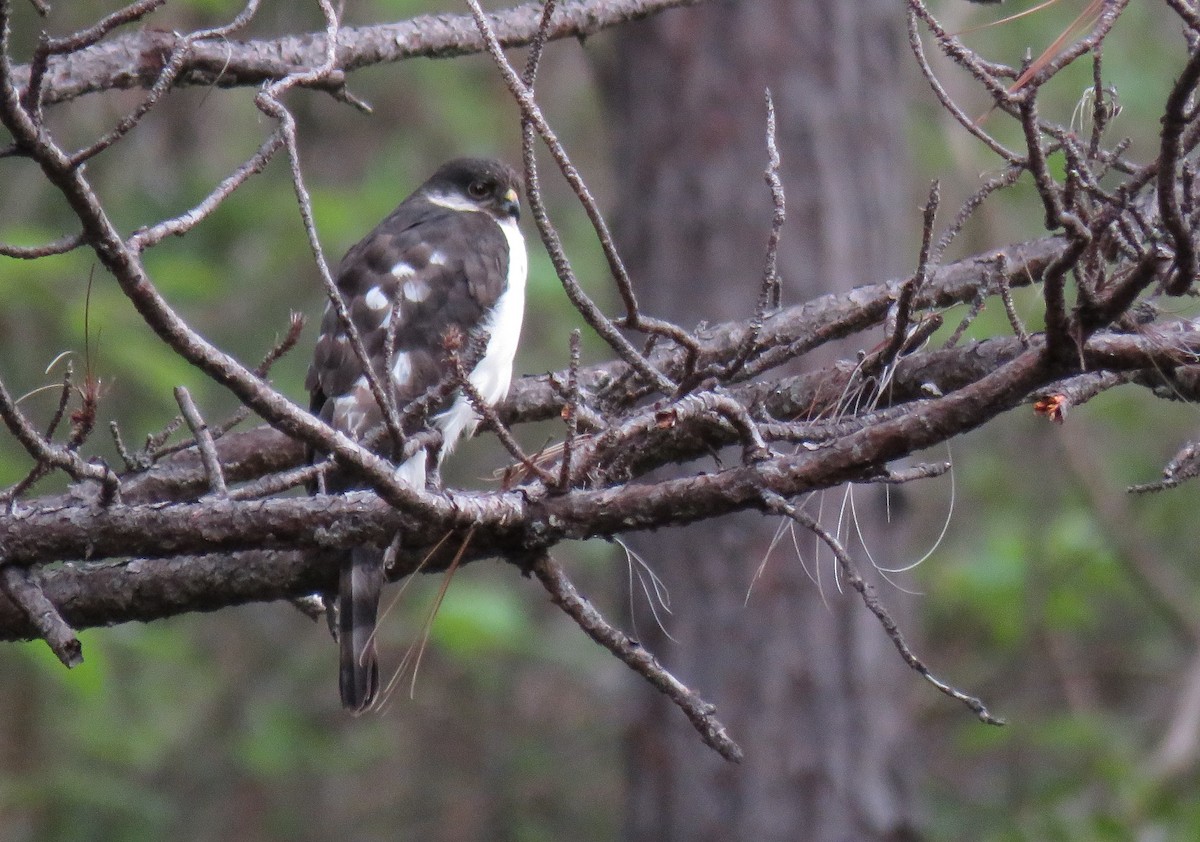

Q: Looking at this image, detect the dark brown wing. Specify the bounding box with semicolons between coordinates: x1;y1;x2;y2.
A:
306;200;511;448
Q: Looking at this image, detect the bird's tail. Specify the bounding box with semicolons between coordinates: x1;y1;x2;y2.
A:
339;546;384;713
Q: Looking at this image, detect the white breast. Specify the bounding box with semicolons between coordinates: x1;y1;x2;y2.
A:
434;215;527;457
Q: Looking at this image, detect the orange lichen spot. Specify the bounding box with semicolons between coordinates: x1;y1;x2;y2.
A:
1034;394;1067;424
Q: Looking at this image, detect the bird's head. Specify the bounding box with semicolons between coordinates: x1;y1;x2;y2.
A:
422;157;522;222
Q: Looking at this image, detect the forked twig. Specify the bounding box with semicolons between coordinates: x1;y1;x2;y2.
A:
0;374;119;502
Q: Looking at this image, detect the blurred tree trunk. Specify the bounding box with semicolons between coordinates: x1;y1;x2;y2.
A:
601;1;921;840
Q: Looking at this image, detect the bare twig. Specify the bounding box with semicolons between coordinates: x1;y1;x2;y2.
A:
941;287;987;350
1086;48;1110;161
472;0;654;346
520;0;558;86
0;231;83;258
174;387;227;497
1005;0;1129;95
871;181;940;373
1165;0;1200;32
996;265;1030;346
148;312;307;463
0;563;82;667
762;491;1004;725
20;0;168;119
43;358;73;442
905;1;1021;159
231;460;330;501
1130;437;1200;495
557;329;582;492
727;88;786;379
128;131;285;252
143;416;184;458
860;461;952;485
933;165;1024;266
110;420;140;471
530;552;743;762
255;311;306;378
69;32;195;166
1018;94;1064;231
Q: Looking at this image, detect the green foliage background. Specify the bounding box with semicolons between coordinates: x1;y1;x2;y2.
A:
910;3;1200;840
2;1;1199;840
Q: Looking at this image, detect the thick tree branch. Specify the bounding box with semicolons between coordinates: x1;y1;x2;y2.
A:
9;0;709;106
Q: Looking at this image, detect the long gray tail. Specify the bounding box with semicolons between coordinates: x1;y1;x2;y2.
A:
339;546;383;712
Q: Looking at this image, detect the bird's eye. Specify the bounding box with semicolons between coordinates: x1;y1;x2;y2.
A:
467;180;490;199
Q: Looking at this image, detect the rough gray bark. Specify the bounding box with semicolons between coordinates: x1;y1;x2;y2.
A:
603;1;922;838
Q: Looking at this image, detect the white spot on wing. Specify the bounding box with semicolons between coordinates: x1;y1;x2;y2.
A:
390;351;413;386
428;250;447;267
332;394;366;436
364;286;388;311
404;279;431;303
391;262;415;279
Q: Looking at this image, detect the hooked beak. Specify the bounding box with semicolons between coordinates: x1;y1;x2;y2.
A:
501;187;520;221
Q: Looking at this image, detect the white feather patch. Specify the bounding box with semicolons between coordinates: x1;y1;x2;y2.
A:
403;279;431;303
364;286;389;311
395;450;427;488
391;262;415;279
332;394;366;437
436;215;527;452
390;351;413;386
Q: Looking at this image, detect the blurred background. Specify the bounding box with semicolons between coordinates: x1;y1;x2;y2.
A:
1;0;1198;839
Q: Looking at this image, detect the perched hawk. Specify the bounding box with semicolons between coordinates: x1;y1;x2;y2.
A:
306;158;527;712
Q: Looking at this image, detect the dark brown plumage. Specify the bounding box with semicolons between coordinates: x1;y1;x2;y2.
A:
307;158;526;712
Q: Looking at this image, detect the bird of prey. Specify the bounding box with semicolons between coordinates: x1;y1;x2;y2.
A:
306;158;527;712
